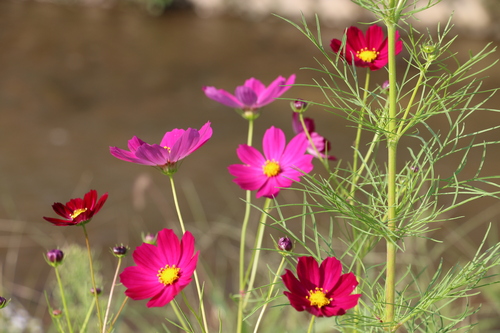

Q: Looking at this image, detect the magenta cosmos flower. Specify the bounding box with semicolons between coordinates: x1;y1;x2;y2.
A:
109;122;212;175
330;25;403;71
120;228;199;308
292;113;336;161
282;256;361;317
203;75;296;116
43;190;108;226
228;126;314;198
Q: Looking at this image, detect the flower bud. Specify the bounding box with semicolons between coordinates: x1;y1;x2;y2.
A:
422;43;438;62
291;99;309;113
52;309;62;317
381;80;390;90
112;245;128;258
90;287;102;296
142;232;157;245
0;297;9;309
46;249;64;267
278;237;293;252
410;166;419;173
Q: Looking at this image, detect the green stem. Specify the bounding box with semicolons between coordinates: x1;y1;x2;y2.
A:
306;315;316;333
169;175;209;333
80;298;96;333
243;198;272;309
298;113;329;171
102;257;122;333
237;118;255;333
252;256;286;333
172;299;191;332
385;22;399;328
54;266;74;333
82;225;103;331
396;68;427;136
106;297;129;333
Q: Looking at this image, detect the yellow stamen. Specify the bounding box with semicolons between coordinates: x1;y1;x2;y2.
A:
157;265;180;285
356;47;379;63
163;146;171;152
306;287;331;308
262;160;281;177
70;208;87;219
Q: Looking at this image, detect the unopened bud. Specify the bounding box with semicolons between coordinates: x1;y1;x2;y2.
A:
410;166;419;173
142;232;157;245
291;99;309;113
90;287;102;296
52;309;62;317
0;297;9;309
112;245;128;258
278;237;293;252
46;249;64;267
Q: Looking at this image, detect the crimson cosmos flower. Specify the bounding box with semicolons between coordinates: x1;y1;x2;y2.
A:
120;228;199;308
228;126;314;198
292;113;336;160
109;122;212;175
282;256;361;317
43;190;108;226
203;75;296;113
330;25;403;71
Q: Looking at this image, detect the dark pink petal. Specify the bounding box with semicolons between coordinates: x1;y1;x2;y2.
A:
283;291;310;312
146;284;180;308
320;305;346;317
282;270;309;298
190;122;213;153
132;243;164;273
51;202;72;219
120;267;163;299
243;77;266;96
177;231;195;267
235;145;266;166
228;164;268;192
156;229;180;265
235;86;258;107
297;256;320;290
179;251;199;278
331;273;359;298
83;190;97;210
127;136;146;152
203;86;244;109
262;126;286;161
318;257;342;290
256;177;280;198
135;144;170;166
332;294;361;311
169;128;200;162
93;192;108;215
365;25;384;50
43;217;74;226
256;74;295;107
280;133;309;166
160;128;185;149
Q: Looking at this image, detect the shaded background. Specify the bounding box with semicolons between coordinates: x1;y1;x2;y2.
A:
1;0;500;331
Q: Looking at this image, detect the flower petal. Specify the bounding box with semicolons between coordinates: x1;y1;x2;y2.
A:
262;126;286;161
203;86;244;109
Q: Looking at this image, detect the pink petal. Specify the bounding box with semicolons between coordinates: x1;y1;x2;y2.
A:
280;133;309;166
160;129;185;148
156;229;181;265
127;136;147;152
318;257;342;291
177;231;195;267
228;164;268;192
132;243;163;273
134;144;170;166
297;256;320;290
243;77;266;95
146;284;179;308
262;126;286;161
203;86;244;109
331;273;359;298
256;177;280;198
235;145;266;166
235;86;258;107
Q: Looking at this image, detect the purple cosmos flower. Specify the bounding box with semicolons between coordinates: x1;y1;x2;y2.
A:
120;228;199;308
43;190;108;226
330;25;403;71
282;256;361;317
228;126;314;198
292;113;336;160
109;122;212;175
203;75;296;115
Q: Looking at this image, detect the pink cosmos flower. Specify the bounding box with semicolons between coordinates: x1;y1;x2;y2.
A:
292;113;336;161
330;25;403;71
120;228;199;308
43;190;108;226
109;122;212;175
282;256;361;317
203;75;296;113
228;126;314;198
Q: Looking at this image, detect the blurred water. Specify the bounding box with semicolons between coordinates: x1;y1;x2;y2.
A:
1;0;500;326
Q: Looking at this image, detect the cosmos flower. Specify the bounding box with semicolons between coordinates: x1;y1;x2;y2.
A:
292;113;336;160
109;122;212;175
330;25;403;71
120;228;199;308
203;75;296;115
228;126;314;198
282;256;361;317
43;190;108;226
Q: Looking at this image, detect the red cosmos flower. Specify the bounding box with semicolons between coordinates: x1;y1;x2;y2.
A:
120;228;199;308
43;190;108;226
282;256;361;317
330;25;403;71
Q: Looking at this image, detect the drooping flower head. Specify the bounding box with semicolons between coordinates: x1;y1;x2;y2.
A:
43;190;108;226
330;25;403;71
120;228;199;308
203;75;296;119
292;113;336;161
109;122;212;175
228;126;314;198
282;256;361;317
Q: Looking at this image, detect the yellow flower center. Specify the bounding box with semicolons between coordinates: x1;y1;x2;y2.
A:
356;47;379;63
70;208;87;219
263;160;281;177
306;287;331;308
157;265;180;285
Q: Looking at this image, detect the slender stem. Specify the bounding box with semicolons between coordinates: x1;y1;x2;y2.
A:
102;257;122;333
169;175;209;333
236;118;255;333
306;315;316;333
82;225;103;331
396;68;426;136
252;256;286;333
298;113;329;171
243;198;272;309
106;297;129;333
80;298;96;333
54;266;74;333
384;22;399;328
171;299;191;332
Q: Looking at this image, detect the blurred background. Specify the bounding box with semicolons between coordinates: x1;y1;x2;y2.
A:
1;0;500;331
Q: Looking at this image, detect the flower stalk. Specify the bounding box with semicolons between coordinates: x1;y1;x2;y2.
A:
53;266;74;333
82;225;103;331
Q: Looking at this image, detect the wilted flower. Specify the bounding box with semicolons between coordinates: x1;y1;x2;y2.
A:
278;237;293;252
46;249;64;266
292;113;336;160
282;256;361;317
228;126;314;198
330;25;403;71
110;122;212;175
120;228;199;308
43;190;108;226
203;75;296;118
